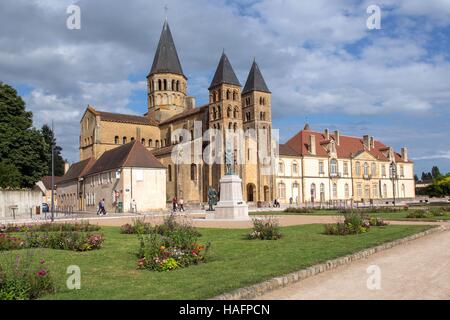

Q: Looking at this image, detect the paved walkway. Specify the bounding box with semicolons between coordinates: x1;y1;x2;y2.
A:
257;228;450;300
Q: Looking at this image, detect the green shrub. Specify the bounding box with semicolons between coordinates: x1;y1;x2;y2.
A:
0;251;55;300
324;211;372;235
406;209;430;219
283;207;314;214
248;217;282;240
0;222;100;233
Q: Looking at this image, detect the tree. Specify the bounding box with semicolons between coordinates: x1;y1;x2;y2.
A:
0;161;21;188
431;166;441;179
41;124;66;176
414;174;419;182
0;82;48;188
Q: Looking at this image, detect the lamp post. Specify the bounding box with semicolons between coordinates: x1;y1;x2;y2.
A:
390;161;397;207
51;120;55;222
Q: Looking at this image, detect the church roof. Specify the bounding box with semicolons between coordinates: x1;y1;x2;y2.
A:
149;20;185;77
86;141;165;176
209;52;241;89
242;60;270;94
98;111;159;126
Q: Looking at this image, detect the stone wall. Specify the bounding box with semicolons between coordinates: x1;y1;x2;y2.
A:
0;189;42;219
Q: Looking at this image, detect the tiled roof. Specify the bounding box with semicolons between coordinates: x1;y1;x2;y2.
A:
242;60;270;94
149;20;185;77
41;176;62;189
98;111;159;126
286;130;411;163
86;141;165;176
59;158;96;183
209;52;241;89
159;104;208;125
278;144;301;157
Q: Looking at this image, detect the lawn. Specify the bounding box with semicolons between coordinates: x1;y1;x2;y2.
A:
0;224;433;300
251;209;450;221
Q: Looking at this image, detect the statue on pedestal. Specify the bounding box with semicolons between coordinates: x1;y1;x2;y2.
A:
207;186;217;211
225;146;233;175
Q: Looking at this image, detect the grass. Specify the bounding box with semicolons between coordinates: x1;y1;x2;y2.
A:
0;224;434;300
251;209;450;221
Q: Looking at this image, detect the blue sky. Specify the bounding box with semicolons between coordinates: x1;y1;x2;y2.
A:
1;0;449;176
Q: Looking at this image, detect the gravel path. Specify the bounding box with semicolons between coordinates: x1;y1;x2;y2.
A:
257;228;450;300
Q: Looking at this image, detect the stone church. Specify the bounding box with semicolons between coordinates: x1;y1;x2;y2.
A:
79;19;275;204
77;19;415;208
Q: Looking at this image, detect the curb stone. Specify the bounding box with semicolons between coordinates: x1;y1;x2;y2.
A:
211;225;448;300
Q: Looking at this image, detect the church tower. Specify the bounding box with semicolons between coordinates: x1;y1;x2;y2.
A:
241;60;274;202
207;52;243;189
147;19;188;122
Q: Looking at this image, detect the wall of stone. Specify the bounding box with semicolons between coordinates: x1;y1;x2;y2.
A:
0;189;42;219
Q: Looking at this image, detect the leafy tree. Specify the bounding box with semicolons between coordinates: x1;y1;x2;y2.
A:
431;166;441;179
414;174;418;182
0;82;48;187
0;161;21;188
41;124;65;176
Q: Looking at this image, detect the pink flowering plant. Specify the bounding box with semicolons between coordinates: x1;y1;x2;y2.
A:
0;251;55;300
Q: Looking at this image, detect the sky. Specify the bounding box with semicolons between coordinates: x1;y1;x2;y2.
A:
0;0;449;175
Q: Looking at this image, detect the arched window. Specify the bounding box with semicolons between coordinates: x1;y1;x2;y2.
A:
190;164;197;181
344;183;349;198
163;79;167;90
149;139;153;147
114;136;119;144
372;184;378;198
168;165;172;182
190;130;194;141
320;183;325;201
332;183;337;199
278;161;284;174
158;79;162;91
364;162;369;176
383;184;387;198
233;91;237;100
130;137;135;142
228;122;233;130
155;140;160;148
356;161;361;175
233;107;238;118
172;79;175;91
293;161;298;175
310;183;316;201
401;184;405;197
217;106;221;118
213;107;217;120
233;123;237;133
400;165;404;177
278;182;286;199
227;106;232;118
371;163;376;176
176;80;180;92
226;90;231;100
330;159;338;175
123;136;127;144
141;138;145;145
364;184;370;198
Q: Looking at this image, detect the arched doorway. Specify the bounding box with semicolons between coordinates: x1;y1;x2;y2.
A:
263;186;269;202
247;184;256;202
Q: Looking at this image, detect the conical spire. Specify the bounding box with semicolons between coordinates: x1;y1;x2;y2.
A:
242;60;270;94
149;20;185;77
209;52;241;89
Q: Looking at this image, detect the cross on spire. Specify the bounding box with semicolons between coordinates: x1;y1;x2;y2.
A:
164;4;169;19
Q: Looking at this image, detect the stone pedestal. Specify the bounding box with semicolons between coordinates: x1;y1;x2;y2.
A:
206;175;249;220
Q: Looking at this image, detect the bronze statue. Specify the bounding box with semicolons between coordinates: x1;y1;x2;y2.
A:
207;186;218;211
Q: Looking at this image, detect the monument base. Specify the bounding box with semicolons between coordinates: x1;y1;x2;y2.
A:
206;174;249;220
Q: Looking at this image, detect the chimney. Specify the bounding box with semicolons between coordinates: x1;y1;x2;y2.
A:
334;130;340;146
309;134;316;155
370;136;375;149
401;147;408;161
64;161;70;174
324;128;330;140
363;135;370;150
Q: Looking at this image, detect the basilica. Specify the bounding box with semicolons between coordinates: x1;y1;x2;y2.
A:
60;19;415;212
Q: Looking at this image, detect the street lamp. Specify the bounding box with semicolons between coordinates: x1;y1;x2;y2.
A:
390;161;397;207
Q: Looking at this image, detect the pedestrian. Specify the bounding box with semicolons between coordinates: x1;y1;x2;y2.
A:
101;198;107;215
172;196;177;212
96;200;102;215
178;197;184;212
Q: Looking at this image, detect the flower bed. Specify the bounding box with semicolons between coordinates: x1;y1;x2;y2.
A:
247;217;282;240
324;212;388;235
0;252;55;300
132;215;209;271
0;222;100;233
0;231;104;252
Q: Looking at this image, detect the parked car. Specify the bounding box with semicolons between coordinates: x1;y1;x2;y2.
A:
42;203;49;213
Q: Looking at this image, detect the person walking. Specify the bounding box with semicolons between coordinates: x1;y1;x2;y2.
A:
178;197;185;212
96;200;102;215
172;196;177;213
100;198;107;215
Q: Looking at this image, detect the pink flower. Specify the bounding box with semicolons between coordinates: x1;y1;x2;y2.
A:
36;269;47;277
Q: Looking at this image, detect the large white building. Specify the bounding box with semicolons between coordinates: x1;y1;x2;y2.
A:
275;125;415;205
